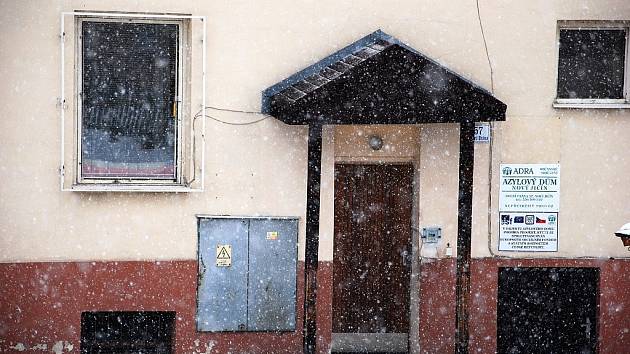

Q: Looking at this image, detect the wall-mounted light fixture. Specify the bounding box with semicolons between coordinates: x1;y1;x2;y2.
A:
368;135;384;151
614;223;630;251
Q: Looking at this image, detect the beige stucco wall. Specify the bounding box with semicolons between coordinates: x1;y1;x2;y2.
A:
1;0;630;262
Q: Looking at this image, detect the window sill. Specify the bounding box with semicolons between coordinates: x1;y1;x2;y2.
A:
553;101;630;109
69;184;200;193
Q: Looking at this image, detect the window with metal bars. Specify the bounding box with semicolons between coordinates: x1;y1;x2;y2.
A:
79;18;181;181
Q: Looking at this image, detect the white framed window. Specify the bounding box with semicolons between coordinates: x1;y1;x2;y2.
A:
554;21;630;108
78;17;182;183
60;12;207;192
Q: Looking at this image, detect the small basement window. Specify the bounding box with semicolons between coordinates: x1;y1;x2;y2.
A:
81;311;176;354
555;22;630;108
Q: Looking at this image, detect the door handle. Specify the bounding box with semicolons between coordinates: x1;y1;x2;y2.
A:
581;317;592;339
401;249;411;267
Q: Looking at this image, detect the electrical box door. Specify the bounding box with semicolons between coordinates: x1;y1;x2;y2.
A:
196;216;298;332
247;218;298;331
197;218;249;331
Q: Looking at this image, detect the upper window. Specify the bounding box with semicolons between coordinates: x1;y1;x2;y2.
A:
556;23;629;106
79;18;181;182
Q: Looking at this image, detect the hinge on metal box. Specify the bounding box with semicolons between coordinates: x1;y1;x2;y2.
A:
57;98;67;110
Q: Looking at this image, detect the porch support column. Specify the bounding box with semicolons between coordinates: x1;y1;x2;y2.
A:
304;123;323;354
455;120;475;354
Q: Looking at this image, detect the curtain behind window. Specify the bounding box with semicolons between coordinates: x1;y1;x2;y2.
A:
81;21;178;179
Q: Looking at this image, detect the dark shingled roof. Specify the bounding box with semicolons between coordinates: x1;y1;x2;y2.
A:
262;30;506;125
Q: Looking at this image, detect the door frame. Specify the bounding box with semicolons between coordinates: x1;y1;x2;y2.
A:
331;158;421;353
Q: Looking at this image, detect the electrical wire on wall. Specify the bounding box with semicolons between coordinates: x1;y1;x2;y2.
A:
187;105;271;185
476;0;503;258
194;106;272;125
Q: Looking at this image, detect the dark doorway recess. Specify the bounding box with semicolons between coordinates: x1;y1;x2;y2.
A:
497;267;599;354
81;311;176;354
333;164;413;334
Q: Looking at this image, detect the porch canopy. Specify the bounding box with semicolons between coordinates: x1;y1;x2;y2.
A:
261;30;506;354
262;30;506;124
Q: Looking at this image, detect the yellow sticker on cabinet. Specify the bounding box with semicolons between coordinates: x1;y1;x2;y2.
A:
216;245;232;267
266;231;278;240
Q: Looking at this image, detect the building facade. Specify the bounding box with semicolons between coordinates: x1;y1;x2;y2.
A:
1;1;629;353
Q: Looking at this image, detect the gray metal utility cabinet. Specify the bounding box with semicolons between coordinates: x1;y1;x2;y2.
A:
196;216;299;332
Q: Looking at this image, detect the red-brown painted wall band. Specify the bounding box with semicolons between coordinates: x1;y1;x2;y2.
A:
315;261;333;354
469;258;630;354
0;261;304;354
317;258;629;354
418;258;457;354
1;258;628;353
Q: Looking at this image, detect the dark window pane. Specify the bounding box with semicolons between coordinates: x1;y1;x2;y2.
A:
81;21;178;179
557;29;626;99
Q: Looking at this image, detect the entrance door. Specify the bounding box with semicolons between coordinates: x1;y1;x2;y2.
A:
333;164;413;351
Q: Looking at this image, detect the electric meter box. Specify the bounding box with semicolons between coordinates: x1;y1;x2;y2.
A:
196;216;298;332
421;226;442;243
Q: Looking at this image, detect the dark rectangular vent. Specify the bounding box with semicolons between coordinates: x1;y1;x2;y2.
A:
81;311;175;354
497;267;598;354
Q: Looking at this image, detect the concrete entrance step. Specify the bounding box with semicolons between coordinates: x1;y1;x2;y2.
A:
331;333;408;353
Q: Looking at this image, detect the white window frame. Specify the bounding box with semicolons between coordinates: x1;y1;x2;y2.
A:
76;16;184;185
60;12;206;192
554;21;630;109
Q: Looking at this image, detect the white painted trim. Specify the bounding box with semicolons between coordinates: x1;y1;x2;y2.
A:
70;184;202;193
409;157;421;354
553;102;630;109
60;13;66;191
555;98;626;104
201;16;207;192
61;11;204;20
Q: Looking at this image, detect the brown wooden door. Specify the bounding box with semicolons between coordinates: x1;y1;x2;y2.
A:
333;164;413;333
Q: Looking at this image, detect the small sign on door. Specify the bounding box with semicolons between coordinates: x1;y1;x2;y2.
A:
216;244;232;267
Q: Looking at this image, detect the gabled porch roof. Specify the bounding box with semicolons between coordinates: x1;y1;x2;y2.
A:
262;30;506;125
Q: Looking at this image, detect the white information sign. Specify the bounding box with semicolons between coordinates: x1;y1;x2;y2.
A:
499;212;558;252
474;123;490;143
499;164;560;212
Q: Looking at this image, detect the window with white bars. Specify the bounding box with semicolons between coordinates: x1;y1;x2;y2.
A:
60;12;206;192
78;18;182;181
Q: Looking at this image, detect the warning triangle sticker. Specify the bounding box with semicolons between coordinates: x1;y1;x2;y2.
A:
217;246;231;259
